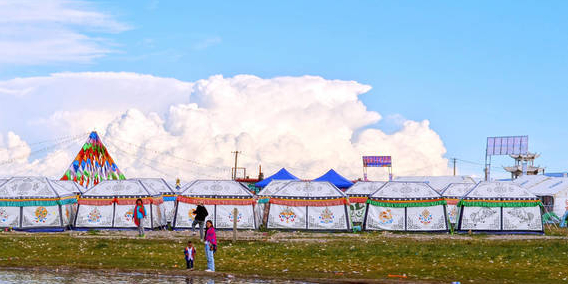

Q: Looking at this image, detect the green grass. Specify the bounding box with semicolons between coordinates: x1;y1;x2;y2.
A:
0;232;567;283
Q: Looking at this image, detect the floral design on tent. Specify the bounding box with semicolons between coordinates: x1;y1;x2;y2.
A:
440;183;475;224
264;181;350;231
364;182;448;232
256;180;292;226
0;177;77;231
173;180;257;229
344;181;385;223
61;131;125;188
456;182;543;233
74;180;164;229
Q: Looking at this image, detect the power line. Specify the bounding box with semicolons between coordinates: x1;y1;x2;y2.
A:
104;136;231;172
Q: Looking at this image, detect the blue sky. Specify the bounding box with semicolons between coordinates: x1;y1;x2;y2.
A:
2;1;567;178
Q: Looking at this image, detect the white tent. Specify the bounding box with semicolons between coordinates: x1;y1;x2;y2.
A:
174;180;256;230
0;177;77;231
513;175;551;189
528;178;568;221
394;176;476;192
344;181;385;223
440;183;476;224
264;181;350;231
456;182;543;233
133;178;177;225
74;180;165;229
51;180;84;195
364;182;448;232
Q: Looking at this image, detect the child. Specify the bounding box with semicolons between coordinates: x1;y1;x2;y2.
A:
184;241;196;270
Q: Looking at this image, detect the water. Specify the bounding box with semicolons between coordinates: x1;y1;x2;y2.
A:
0;269;314;284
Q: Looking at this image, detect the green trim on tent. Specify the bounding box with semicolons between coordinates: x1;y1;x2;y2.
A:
257;198;270;204
0;198;77;207
457;200;543;208
366;199;447;208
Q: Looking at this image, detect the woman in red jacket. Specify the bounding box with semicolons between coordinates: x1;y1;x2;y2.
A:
133;198;146;237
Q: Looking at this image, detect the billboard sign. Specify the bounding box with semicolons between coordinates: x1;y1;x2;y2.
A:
363;156;391;167
486;136;528;156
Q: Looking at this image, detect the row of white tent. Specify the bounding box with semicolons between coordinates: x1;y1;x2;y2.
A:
0;176;546;233
512;175;568;224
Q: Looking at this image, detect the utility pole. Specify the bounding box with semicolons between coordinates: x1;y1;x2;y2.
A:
231;151;241;180
453;158;457;176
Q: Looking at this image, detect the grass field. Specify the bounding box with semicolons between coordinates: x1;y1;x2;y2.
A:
0;229;567;283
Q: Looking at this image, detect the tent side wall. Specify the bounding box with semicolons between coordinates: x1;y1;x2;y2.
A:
74;199;164;230
364;203;448;232
266;202;350;231
457;205;543;233
173;202;256;229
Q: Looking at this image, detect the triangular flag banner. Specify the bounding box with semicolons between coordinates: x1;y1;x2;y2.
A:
60;131;125;189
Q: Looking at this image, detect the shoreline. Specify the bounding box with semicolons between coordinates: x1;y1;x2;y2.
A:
0;266;430;284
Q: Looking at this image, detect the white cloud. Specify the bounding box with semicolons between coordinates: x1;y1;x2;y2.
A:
0;0;129;65
0;72;451;181
194;36;222;50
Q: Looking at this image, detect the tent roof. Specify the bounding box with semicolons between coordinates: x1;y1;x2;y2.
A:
61;131;125;188
180;180;253;197
133;178;176;194
512;175;551;189
82;179;158;197
51;180;84;194
0;177;75;198
313;169;353;188
394;176;475;192
463;181;537;199
258;180;292;196
528;178;568;196
344;181;386;196
269;181;346;198
369;181;441;199
440;183;476;198
255;168;299;187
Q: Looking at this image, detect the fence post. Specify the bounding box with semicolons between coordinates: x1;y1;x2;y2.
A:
232;207;238;242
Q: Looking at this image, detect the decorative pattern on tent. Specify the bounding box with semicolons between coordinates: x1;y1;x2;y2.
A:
265;181;350;231
0;177;77;231
457;182;543;233
134;178;178;223
74;180;164;229
344;181;385;223
364;182;448;232
174;180;257;229
440;183;476;224
61;131;125;188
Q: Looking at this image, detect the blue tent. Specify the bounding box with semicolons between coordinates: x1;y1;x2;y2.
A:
255;168;299;187
313;169;353;189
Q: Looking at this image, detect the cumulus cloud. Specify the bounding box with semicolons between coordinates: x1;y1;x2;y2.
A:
0;0;129;65
0;72;451;181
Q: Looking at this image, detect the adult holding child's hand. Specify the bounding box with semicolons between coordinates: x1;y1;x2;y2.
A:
203;220;217;272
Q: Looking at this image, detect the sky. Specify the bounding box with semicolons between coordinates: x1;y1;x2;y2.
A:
1;0;567;181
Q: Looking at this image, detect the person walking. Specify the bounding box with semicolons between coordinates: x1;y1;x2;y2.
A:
192;202;208;238
203;220;217;272
134;198;146;238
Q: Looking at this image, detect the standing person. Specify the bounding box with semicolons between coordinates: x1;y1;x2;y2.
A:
192;202;208;238
134;198;146;238
184;241;196;270
203;220;217;272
